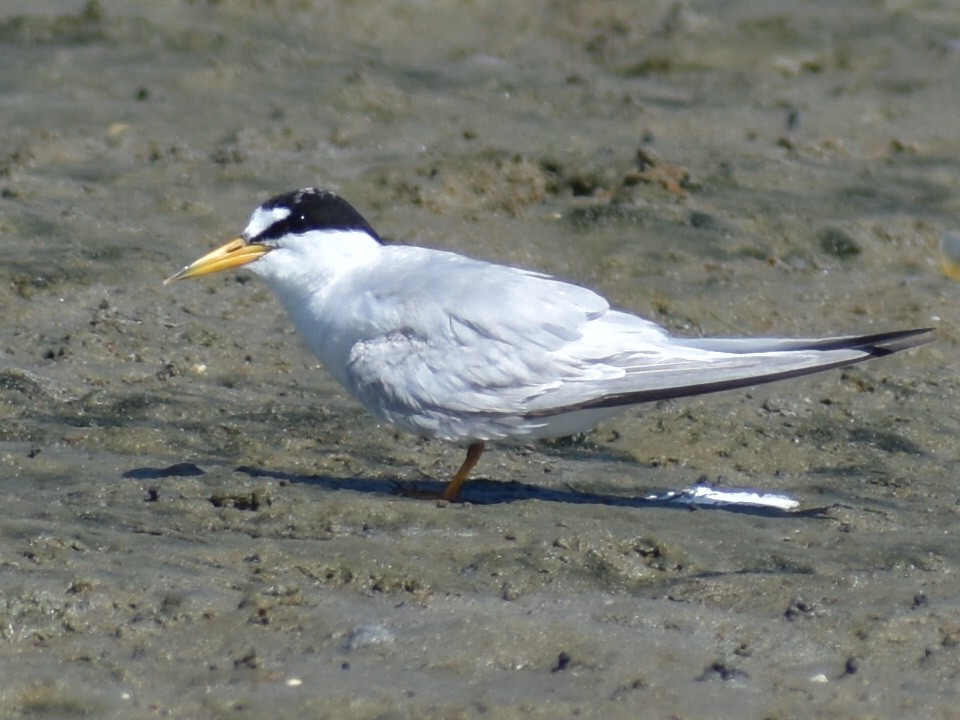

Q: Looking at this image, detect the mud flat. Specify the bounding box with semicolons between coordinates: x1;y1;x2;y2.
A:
1;2;959;718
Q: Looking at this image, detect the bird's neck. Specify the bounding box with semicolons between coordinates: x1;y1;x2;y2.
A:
250;229;382;377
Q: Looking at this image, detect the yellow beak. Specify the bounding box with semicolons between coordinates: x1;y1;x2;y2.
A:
164;237;270;284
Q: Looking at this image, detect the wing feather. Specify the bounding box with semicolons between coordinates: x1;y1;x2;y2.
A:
330;246;931;441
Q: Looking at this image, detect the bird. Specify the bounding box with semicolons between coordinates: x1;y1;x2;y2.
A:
166;187;933;501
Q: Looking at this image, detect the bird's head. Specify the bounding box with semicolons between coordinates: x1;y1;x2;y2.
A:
165;188;383;286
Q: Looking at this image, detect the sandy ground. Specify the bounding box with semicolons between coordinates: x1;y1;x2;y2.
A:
2;1;960;718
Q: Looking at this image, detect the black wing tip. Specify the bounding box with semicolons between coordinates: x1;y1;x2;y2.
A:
773;327;935;356
845;327;935;357
524;326;934;419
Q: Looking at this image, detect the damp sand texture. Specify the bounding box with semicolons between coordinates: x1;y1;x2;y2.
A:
1;2;959;719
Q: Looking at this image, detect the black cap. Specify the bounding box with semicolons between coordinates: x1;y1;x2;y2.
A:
252;188;382;244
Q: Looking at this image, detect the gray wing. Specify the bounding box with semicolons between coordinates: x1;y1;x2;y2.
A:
522;326;934;418
339;247;668;438
338;247;932;436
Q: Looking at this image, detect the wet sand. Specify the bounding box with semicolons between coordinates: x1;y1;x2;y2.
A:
2;1;960;717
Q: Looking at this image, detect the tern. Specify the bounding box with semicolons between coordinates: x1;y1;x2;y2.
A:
166;188;932;501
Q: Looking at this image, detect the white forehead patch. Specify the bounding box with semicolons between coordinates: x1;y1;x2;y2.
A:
243;205;291;239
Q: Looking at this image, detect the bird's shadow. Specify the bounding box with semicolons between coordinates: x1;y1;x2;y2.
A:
124;463;828;518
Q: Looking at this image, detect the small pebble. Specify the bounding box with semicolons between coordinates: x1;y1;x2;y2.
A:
346;625;395;651
501;583;520;601
552;651;572;672
819;227;861;259
939;231;960;280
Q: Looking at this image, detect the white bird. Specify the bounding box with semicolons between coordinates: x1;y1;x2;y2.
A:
166;188;932;501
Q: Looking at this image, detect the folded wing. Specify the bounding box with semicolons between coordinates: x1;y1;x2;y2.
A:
339;247;932;438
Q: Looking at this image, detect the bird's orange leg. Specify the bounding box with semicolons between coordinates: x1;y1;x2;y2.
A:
438;442;485;502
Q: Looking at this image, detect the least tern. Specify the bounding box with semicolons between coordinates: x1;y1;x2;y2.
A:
167;188;933;501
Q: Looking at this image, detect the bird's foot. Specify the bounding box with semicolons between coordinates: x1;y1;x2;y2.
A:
391;443;482;503
391;480;460;502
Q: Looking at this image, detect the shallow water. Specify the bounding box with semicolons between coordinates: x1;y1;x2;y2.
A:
2;1;960;718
